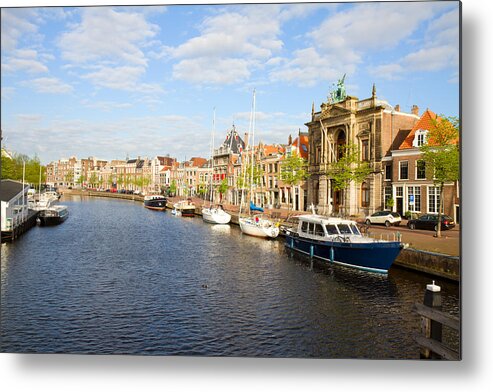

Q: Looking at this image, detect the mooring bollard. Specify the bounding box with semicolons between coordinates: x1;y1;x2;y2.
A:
421;280;443;359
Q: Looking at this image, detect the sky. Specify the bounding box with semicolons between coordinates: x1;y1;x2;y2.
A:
1;0;460;165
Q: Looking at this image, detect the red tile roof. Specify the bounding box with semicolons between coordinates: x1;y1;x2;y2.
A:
399;109;439;149
292;135;309;159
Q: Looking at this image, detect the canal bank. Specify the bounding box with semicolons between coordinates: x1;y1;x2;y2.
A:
62;190;460;281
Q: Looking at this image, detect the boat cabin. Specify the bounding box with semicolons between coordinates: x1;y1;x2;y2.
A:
296;215;361;240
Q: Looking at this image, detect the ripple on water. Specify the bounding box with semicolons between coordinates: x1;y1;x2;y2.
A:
0;196;459;358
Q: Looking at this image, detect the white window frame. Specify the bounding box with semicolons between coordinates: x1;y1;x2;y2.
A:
399;161;409;180
415;159;427;180
427;186;442;214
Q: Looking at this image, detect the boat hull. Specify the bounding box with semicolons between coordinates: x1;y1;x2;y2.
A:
144;197;167;211
285;234;402;273
38;209;69;226
239;218;279;238
202;208;231;224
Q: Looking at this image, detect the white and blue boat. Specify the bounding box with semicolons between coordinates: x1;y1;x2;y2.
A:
284;213;404;274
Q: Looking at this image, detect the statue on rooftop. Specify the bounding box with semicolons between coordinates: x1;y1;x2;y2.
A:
328;74;347;104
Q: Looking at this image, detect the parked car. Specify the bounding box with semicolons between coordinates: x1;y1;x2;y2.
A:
365;211;401;227
407;214;455;231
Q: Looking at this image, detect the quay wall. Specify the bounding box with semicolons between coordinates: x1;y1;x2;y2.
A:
394;249;460;282
61;190;460;281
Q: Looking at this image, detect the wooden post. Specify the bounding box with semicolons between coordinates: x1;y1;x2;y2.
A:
420;281;442;359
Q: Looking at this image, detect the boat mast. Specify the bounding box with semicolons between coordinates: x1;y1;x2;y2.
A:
250;89;256;205
209;108;215;206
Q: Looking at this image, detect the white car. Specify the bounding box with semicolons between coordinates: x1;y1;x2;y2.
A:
365;211;402;227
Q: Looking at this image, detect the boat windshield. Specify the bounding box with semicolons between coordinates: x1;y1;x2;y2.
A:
325;224;339;235
349;224;360;235
338;224;352;235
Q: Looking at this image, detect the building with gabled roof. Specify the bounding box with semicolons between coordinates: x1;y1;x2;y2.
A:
389;109;460;222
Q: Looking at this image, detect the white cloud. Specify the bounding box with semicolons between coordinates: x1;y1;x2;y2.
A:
81;65;164;94
1;87;16;100
2;58;49;74
170;5;285;85
0;8;39;51
368;6;459;80
58;7;159;67
173;58;251;85
23;77;74;94
269;47;353;87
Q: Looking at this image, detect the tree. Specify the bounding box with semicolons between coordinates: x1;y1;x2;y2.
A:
420;115;460;238
117;175;124;190
280;151;309;213
217;178;228;202
169;180;177;197
65;171;74;187
326;143;372;217
197;182;207;200
77;174;86;188
89;172;98;188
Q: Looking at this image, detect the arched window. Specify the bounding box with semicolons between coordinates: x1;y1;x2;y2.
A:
361;181;370;207
336;131;346;160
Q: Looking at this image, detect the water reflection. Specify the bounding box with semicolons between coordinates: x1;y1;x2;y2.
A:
0;195;459;358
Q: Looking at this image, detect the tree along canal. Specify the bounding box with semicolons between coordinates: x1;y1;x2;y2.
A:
0;195;460;358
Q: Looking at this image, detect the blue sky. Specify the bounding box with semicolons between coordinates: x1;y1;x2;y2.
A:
1;1;460;165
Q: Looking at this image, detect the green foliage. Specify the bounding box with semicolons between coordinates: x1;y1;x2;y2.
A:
419;114;460;237
197;182;207;197
238;163;263;189
169;180;177;196
217;178;229;195
280;151;309;187
326;143;372;216
385;197;394;208
89;172;98;187
1;152;46;186
77;174;86;186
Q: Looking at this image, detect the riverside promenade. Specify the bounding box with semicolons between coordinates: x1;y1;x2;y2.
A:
62;190;460;280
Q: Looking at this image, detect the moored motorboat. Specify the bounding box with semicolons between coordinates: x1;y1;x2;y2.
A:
173;199;196;217
144;195;167;211
37;205;69;226
202;205;231;224
285;213;404;274
239;214;279;238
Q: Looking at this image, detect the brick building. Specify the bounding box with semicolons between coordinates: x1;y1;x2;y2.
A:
389;109;460;222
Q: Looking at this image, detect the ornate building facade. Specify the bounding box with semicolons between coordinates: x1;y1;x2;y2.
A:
305;82;419;216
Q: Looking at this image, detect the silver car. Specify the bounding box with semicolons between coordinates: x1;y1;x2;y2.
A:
365;211;402;227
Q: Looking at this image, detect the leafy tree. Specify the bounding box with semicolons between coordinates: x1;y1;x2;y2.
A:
169;180;177;196
77;174;86;188
197;182;207;199
280;151;309;212
217;178;228;202
420;115;460;238
326;143;372;217
117;175;124;190
65;171;74;186
89;172;98;188
1;153;45;187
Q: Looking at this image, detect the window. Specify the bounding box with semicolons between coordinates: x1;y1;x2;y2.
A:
361;181;370;207
314;224;325;236
361;139;369;161
399;161;409;180
407;186;421;212
385;164;392;181
384;186;392;207
326;224;338;235
416;160;426;180
338;224;352;234
301;221;308;233
417;133;425;146
428;186;441;213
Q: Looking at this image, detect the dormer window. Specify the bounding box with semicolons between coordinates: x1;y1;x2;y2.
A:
413;129;428;147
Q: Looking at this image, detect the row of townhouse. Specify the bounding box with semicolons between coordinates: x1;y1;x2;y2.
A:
44;84;458;222
46;156;177;194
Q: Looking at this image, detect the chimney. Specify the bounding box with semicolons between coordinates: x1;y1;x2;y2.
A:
394;104;400;112
411;105;419;116
288;134;292;145
244;132;249;147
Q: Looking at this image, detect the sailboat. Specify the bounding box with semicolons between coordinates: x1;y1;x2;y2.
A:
238;90;279;238
202;109;232;224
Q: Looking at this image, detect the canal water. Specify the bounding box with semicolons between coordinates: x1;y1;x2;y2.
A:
0;195;460;358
